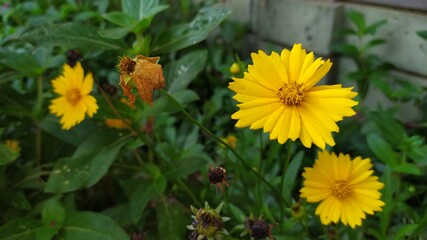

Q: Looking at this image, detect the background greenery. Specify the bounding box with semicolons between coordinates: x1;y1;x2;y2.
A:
0;0;426;239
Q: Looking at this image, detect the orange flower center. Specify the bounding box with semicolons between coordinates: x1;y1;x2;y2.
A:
331;180;351;199
277;82;304;105
66;88;82;106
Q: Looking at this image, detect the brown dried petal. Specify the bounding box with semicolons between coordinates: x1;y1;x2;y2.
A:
131;58;165;105
119;74;136;104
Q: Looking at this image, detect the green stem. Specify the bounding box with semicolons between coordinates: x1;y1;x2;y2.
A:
256;131;264;211
279;141;293;231
177;179;201;206
158;89;286;206
34;76;44;165
11;171;51;190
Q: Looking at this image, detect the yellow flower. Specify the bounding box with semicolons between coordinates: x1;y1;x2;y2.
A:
228;43;358;149
300;150;385;228
49;62;98;130
220;135;237;149
4;140;21;153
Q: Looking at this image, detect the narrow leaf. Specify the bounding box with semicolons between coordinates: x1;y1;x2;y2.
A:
366;134;399;166
0;144;19;166
282;151;304;206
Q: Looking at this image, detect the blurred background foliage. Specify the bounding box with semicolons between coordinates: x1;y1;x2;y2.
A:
0;0;427;239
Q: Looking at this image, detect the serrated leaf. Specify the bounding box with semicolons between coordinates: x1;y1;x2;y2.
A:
0;144;19;166
58;211;130;240
129;176;167;223
366;134;399;166
20;23;122;51
44;131;132;193
165;50;208;93
151;5;231;54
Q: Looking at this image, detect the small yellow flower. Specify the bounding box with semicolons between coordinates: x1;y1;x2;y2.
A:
105;119;130;129
220;135;237;149
229;43;358;149
49;62;98;130
300;150;385;228
229;62;240;75
4;140;20;153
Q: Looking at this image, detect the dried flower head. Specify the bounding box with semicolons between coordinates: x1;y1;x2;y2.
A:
118;55;165;105
187;202;230;240
208;166;229;192
244;216;274;240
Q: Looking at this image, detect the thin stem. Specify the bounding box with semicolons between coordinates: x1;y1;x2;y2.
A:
11;171;51;190
279;141;293;231
112;163;141;171
177;179;201;206
256;131;264;211
97;81;139;136
158;89;286;206
34;76;44;165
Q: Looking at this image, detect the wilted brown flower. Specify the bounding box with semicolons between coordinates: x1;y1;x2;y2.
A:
208;166;229;192
244;216;274;240
118;55;165;105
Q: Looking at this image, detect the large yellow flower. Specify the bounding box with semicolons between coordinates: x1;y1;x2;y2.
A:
49;62;98;130
228;43;358;149
300;150;385;228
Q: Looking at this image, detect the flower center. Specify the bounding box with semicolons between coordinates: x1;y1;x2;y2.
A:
66;88;82;106
277;82;304;105
331;180;351;199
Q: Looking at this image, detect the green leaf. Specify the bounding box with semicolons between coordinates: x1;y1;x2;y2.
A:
393;224;418;239
163;145;210;179
40;116;100;147
102;12;137;27
369;111;407;145
393;163;421;176
363;38;386;51
165;50;208;93
347;11;365;33
365;20;387;35
0;144;19;166
122;0;169;21
45;131;132;193
58;211;130;240
151;5;231;54
417;30;427;41
366;134;399;166
282;151;303;206
331;44;359;59
36;196;66;240
409;213;427;238
0;49;43;77
143;90;199;116
20;23;122;51
156;199;187;240
97;26;135;39
129;176;167;223
0;217;41;240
